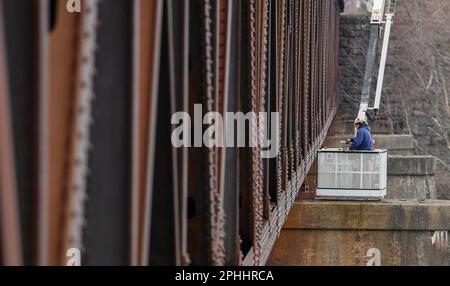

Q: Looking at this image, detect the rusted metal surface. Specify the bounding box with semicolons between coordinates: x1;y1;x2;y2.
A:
223;0;240;265
0;0;343;266
62;0;99;262
138;0;163;267
0;1;23;266
130;0;163;267
204;0;225;265
36;0;50;266
47;0;80;266
2;0;38;266
83;0;133;266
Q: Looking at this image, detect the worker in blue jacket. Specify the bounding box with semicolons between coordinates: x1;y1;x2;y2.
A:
347;118;374;151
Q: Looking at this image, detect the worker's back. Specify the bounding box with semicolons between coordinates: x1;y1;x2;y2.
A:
350;125;373;151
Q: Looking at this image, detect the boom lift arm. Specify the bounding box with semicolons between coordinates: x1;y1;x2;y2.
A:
358;0;397;121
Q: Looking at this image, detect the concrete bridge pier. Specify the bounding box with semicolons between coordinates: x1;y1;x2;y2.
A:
267;135;450;266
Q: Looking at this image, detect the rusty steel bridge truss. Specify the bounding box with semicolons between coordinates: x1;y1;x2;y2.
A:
0;0;343;266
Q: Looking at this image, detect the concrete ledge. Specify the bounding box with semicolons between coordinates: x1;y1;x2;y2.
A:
373;135;415;150
387;176;436;200
284;200;450;231
324;134;414;150
388;156;436;175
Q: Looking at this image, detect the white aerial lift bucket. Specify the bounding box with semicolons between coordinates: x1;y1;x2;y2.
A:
316;148;388;200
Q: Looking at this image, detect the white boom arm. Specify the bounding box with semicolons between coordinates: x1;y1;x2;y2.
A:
374;1;396;111
358;0;396;120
